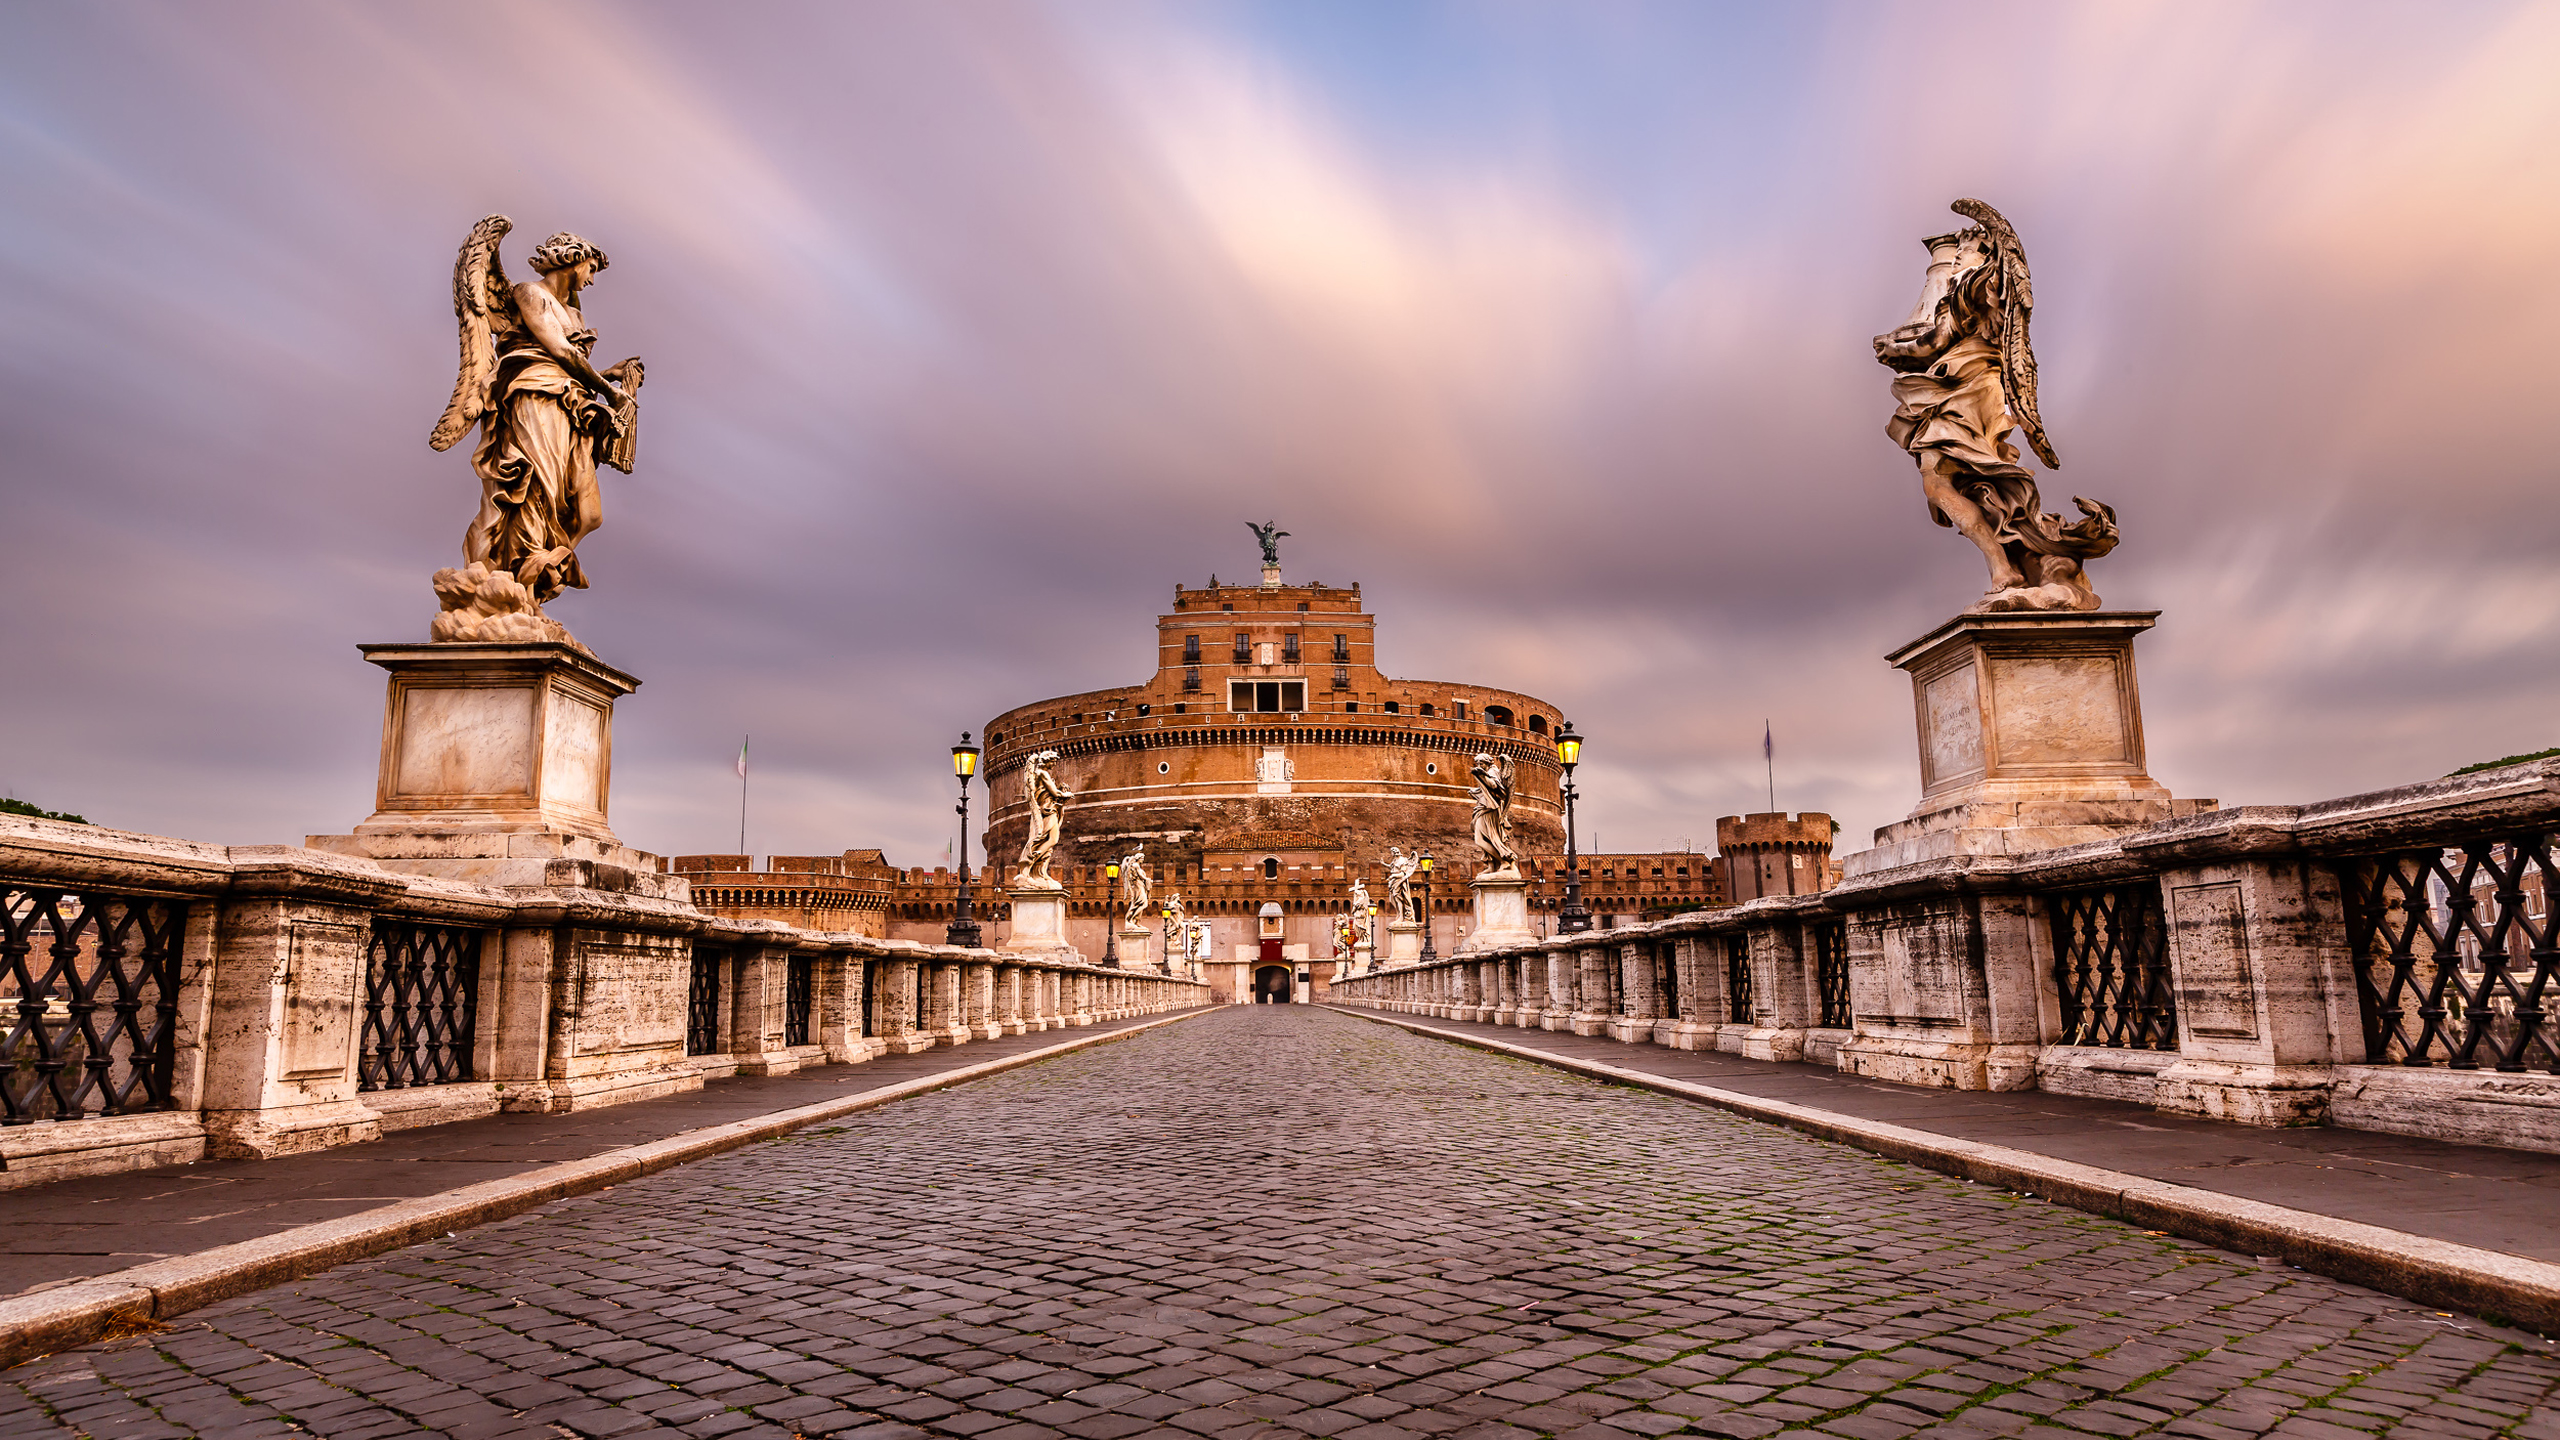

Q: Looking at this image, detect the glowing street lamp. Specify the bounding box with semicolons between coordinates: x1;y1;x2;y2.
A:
1104;861;1122;968
1555;720;1592;934
947;732;982;948
1418;849;1436;963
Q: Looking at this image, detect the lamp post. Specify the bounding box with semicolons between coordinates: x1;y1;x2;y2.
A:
947;732;982;948
1103;862;1121;968
1555;720;1592;934
1367;904;1379;967
1418;850;1436;963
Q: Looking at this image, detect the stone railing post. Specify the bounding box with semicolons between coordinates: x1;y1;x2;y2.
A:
1609;940;1657;1044
1738;916;1811;1062
1665;933;1719;1050
1572;944;1611;1036
202;852;404;1158
815;943;884;1064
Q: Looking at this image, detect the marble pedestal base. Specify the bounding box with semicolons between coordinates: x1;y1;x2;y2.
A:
1461;874;1536;952
1001;884;1080;962
1843;611;2211;878
1117;927;1157;973
1386;921;1421;966
307;642;671;888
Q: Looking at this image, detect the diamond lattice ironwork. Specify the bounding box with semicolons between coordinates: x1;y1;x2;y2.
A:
358;921;482;1092
687;947;724;1057
1814;918;1850;1029
2047;884;2177;1050
2343;832;2560;1070
0;885;185;1123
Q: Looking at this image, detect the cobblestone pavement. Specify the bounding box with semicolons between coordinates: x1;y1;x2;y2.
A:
8;1008;2558;1440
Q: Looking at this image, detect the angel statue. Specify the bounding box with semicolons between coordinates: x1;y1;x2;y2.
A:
1014;750;1076;888
1247;520;1289;568
1348;875;1371;921
1164;893;1189;961
1469;752;1519;877
1119;843;1151;930
427;214;645;648
1331;911;1355;961
1384;848;1418;925
1873;199;2116;613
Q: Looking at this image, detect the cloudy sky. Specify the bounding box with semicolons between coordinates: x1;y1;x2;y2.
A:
4;1;2556;868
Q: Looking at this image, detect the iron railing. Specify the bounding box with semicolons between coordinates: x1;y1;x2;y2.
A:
0;884;185;1124
861;960;881;1037
359;920;482;1091
784;955;814;1047
1657;943;1678;1018
1726;936;1752;1023
1815;918;1850;1029
2048;884;2176;1050
686;947;723;1056
2344;832;2560;1070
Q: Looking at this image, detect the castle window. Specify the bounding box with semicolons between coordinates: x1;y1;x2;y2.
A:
1296;602;1308;612
1332;665;1349;690
1233;633;1251;663
1263;858;1280;880
1173;704;1187;714
1652;868;1664;877
1485;705;1513;727
1137;704;1150;716
1183;634;1200;662
1158;761;1170;773
1283;634;1300;663
1332;634;1349;662
1419;703;1436;718
1450;701;1467;721
1675;866;1688;875
1183;666;1200;692
1344;702;1359;713
1384;701;1400;714
1528;714;1547;734
1228;680;1306;713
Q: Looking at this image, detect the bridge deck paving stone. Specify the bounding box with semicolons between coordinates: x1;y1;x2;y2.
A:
8;1009;2560;1438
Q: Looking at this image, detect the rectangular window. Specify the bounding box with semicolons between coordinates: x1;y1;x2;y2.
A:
1283;634;1300;663
1183;666;1200;691
1451;701;1468;721
1183;634;1200;662
1332;665;1350;690
1233;632;1251;663
1229;680;1306;713
1344;702;1359;713
1332;634;1349;661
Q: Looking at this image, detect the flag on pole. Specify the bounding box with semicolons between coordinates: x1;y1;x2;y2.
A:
736;737;749;779
1762;721;1773;762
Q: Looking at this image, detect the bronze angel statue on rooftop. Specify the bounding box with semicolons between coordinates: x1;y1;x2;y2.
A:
426;214;645;647
1873;199;2115;613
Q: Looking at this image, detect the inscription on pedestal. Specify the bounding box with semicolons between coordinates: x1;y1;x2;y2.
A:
282;921;367;1078
2170;880;2258;1039
1922;664;1984;789
1880;912;1965;1025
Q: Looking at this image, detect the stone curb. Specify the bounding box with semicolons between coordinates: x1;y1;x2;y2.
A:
1329;1007;2560;1335
0;1008;1214;1370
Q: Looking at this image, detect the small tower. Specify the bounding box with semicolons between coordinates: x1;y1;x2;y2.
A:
1713;813;1838;902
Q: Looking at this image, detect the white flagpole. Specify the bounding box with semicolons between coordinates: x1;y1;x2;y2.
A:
736;736;749;857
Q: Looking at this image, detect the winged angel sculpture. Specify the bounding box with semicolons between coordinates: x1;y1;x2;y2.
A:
426;215;645;648
1873;199;2115;612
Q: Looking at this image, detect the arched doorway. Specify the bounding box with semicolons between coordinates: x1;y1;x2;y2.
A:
1253;965;1293;1004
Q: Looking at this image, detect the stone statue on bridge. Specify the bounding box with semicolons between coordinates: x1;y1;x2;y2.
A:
1384;848;1417;925
1470;752;1519;878
1015;750;1075;888
428;215;645;649
1349;875;1370;921
1873;198;2116;613
1164;893;1188;961
1119;843;1151;929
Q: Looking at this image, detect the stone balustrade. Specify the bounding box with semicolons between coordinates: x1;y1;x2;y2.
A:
1334;758;2560;1155
0;817;1205;1190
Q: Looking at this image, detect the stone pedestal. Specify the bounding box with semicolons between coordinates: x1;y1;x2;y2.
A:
1461;873;1536;952
1386;920;1421;966
1844;612;2207;878
1000;882;1080;963
1351;938;1374;975
1118;926;1157;974
307;642;669;887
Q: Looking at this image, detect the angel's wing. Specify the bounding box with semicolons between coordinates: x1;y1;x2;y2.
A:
429;214;516;452
1950;198;2059;470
